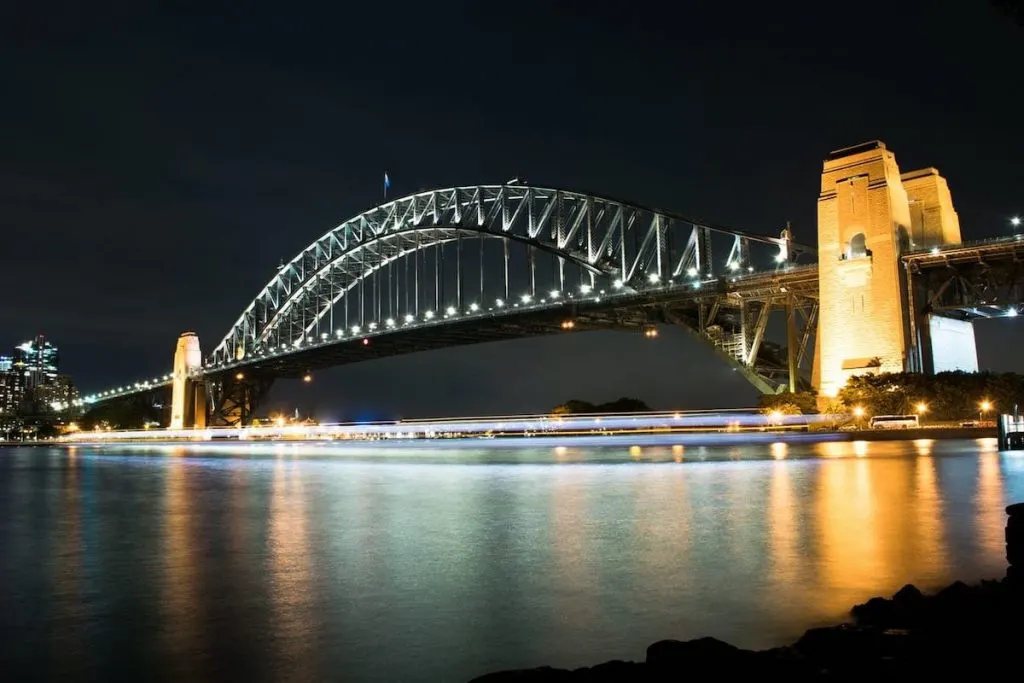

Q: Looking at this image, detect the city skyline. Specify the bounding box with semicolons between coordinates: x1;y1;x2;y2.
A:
2;2;1022;418
0;333;80;438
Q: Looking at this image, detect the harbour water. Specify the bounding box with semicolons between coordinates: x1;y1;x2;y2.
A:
1;437;1021;682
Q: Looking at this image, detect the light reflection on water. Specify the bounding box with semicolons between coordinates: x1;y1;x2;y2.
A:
1;437;1023;683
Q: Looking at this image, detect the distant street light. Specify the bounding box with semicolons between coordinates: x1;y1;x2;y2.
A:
852;405;866;419
979;399;993;423
915;401;928;415
1012;216;1021;228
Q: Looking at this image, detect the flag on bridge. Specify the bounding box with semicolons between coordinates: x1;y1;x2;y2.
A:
384;172;391;199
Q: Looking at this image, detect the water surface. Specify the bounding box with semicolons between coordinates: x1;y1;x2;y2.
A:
1;437;1021;682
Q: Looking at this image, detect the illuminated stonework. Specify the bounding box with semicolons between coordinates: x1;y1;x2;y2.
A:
170;332;206;429
813;141;962;397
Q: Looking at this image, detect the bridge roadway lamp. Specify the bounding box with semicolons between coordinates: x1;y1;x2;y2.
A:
1012;216;1021;228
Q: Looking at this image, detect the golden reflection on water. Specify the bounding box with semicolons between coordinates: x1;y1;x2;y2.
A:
815;441;848;459
795;438;1006;618
770;442;787;460
768;459;799;587
914;454;946;575
268;456;315;682
977;449;1004;559
817;455;876;593
162;449;203;681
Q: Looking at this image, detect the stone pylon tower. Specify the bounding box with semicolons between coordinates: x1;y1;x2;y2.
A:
813;141;962;398
170;332;206;429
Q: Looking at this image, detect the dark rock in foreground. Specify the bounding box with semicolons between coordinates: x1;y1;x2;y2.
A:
470;577;1024;681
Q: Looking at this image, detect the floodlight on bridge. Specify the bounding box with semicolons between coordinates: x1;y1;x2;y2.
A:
404;314;415;323
579;283;592;294
1012;216;1021;228
520;294;532;304
425;310;435;320
495;299;504;308
1009;308;1019;318
549;289;560;299
446;306;456;316
469;303;479;312
648;273;660;284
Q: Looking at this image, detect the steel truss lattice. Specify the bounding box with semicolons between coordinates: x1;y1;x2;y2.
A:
211;185;810;366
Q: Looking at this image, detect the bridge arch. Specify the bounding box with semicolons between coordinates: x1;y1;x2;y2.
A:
210;184;806;368
248;226;599;354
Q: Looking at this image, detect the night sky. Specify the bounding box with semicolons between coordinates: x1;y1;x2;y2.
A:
2;2;1022;420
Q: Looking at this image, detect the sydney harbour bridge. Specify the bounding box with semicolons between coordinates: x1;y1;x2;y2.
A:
77;142;1024;427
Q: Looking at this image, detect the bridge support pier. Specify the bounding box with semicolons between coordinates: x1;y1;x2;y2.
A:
814;141;963;397
170;332;206;429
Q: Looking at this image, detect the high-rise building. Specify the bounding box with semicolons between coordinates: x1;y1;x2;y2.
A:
13;335;59;392
0;370;23;415
34;374;79;414
0;356;12;372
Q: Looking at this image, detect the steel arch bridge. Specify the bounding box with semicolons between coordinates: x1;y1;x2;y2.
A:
81;184;822;425
211;184;810;364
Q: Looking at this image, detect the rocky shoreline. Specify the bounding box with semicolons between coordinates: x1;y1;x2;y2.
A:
470;503;1024;681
